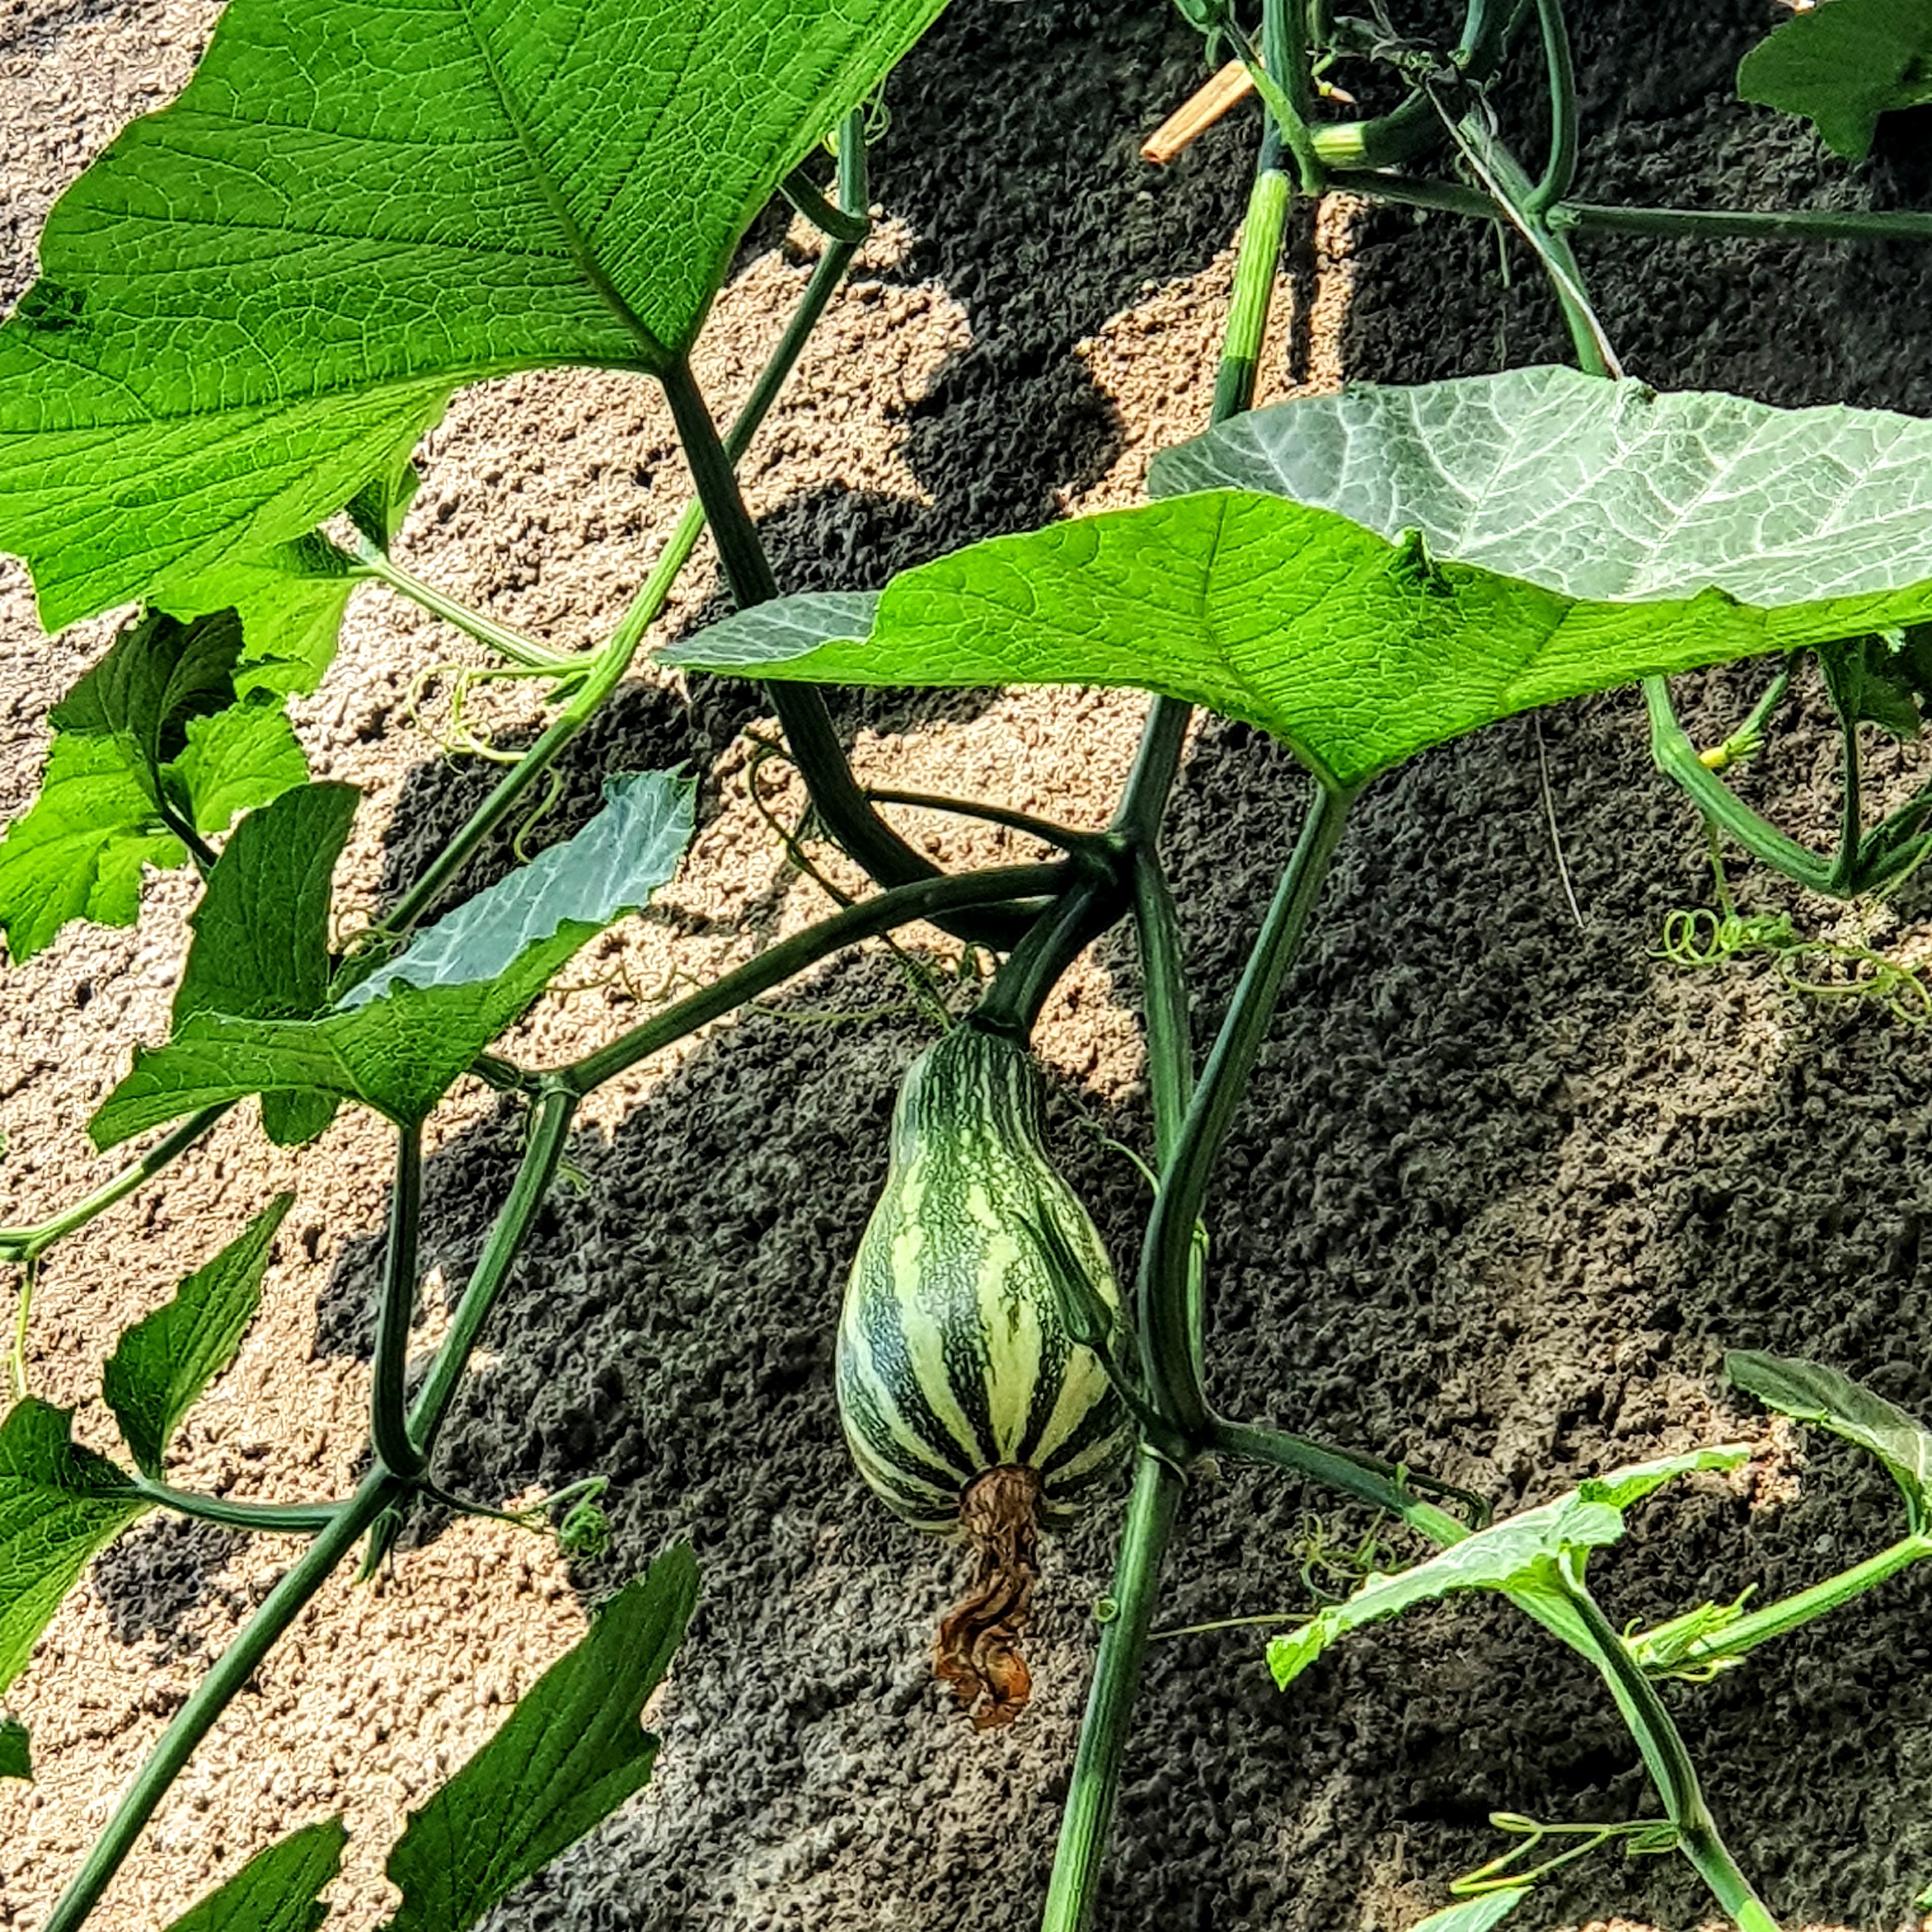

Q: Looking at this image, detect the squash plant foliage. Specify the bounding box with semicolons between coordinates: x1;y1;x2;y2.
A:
3;0;1932;1926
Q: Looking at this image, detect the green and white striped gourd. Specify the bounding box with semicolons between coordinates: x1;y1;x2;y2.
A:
836;1022;1130;1535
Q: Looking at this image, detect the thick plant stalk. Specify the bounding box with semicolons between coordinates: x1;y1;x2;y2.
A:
1036;69;1330;1919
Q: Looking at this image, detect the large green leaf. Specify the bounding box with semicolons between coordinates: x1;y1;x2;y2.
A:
1266;1448;1747;1691
162;1818;346;1932
103;1195;294;1478
0;1716;29;1781
91;770;694;1146
677;372;1932;788
0;0;949;631
1738;0;1932;161
1728;1349;1932;1534
0;610;307;962
385;1544;698;1932
1147;368;1932;609
0;1400;150;1696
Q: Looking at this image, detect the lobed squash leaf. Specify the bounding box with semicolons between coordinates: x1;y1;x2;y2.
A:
0;1400;150;1696
674;372;1932;788
91;770;694;1147
0;0;952;635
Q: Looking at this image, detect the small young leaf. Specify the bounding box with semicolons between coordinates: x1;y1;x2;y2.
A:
1817;629;1932;742
1728;1349;1932;1532
102;1194;293;1479
91;771;694;1147
174;786;361;1030
171;702;312;838
161;1817;346;1932
0;609;309;960
171;782;361;1145
0;1400;150;1695
1266;1447;1748;1691
0;734;184;962
384;1544;698;1932
1407;1892;1529;1932
51;607;245;772
0;1715;29;1781
1738;0;1932;161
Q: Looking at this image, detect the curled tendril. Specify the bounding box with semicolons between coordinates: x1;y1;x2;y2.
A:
1655;903;1932;1025
404;659;553;767
1289;1509;1395;1602
737;729;977;1031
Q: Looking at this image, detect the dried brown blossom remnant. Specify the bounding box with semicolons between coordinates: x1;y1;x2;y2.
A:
934;1463;1045;1730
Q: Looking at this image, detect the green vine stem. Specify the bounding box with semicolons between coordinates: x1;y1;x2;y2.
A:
778;165;870;245
1556;1568;1781;1932
371;1126;427;1482
1633;1533;1932;1678
1644;667;1837;896
1526;0;1579;216
659;356;1032;951
1211;166;1293;433
130;1478;346;1536
861;787;1097;852
1139;779;1357;1440
1305;0;1519;172
408;1082;579;1457
1825;695;1866;894
349;541;584;675
1321;173;1932;248
1037;785;1358;1932
969;870;1126;1043
1129;848;1194;1178
562;861;1067;1094
371;113;875;947
1038;74;1342;1912
0;1105;234;1267
1038;1453;1186;1932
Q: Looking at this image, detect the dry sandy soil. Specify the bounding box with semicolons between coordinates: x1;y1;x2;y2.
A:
3;1;1932;1929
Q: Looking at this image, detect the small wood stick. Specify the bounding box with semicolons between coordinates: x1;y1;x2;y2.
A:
1140;59;1257;165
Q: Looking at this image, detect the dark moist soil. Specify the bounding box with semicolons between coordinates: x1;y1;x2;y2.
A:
3;0;1932;1929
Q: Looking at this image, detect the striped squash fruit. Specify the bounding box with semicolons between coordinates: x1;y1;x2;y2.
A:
836;1021;1130;1529
835;1022;1131;1726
